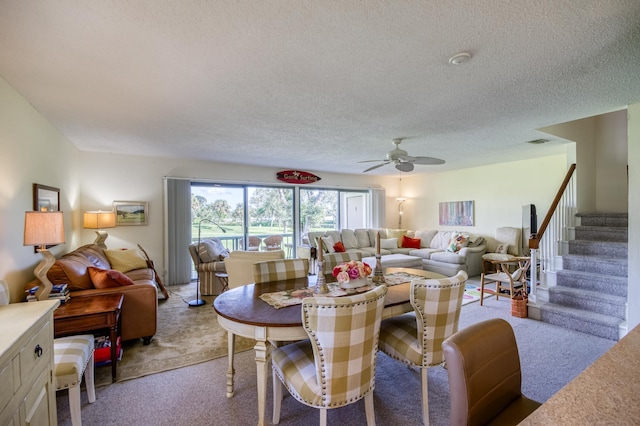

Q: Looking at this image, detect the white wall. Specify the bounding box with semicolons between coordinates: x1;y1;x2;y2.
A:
400;154;568;248
0;76;81;302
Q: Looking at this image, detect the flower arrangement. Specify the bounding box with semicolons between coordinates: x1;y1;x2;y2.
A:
332;260;372;284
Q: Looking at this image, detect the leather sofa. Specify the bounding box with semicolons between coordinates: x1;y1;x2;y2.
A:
299;228;486;277
28;244;158;344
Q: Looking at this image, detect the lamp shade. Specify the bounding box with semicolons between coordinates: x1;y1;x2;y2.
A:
83;211;116;229
24;211;65;247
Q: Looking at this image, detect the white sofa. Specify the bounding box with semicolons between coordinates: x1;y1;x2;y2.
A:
299;228;486;277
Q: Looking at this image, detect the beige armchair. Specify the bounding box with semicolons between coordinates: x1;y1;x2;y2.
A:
224;250;285;288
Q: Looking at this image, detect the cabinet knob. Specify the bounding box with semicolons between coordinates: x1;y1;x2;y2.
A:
34;344;43;358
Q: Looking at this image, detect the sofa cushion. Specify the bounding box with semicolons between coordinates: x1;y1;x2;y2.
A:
333;241;346;252
447;232;470;253
124;268;156;282
354;229;371;248
341;229;359;250
308;232;326;249
197;238;230;262
320;236;336;253
326;231;342;246
408;248;442;259
88;267;135;289
495;244;509;254
104;249;148;273
414;230;438;248
380;238;398;250
401;235;421;249
369;229;386;246
386;229;408;247
430;231;453;250
430;251;466;265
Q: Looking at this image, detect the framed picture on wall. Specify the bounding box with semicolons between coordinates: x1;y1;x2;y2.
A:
113;201;148;226
32;183;61;252
439;200;474;226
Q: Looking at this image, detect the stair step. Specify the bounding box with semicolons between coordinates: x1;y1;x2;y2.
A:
577;212;628;228
555;269;628;297
575;226;628;243
568;240;627;257
538;302;621;340
562;254;628;277
548;286;626;319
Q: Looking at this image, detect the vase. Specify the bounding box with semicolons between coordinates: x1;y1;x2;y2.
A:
339;277;368;290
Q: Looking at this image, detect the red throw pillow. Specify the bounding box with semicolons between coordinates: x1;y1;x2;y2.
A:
88;267;135;289
401;235;421;249
333;241;346;252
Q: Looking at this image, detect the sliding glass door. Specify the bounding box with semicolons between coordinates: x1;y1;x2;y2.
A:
191;183;294;256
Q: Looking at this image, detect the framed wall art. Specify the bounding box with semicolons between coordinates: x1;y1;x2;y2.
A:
113;201;148;226
32;183;61;251
439;200;474;226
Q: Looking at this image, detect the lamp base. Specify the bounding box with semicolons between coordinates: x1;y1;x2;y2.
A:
34;249;55;301
93;230;109;249
188;298;206;307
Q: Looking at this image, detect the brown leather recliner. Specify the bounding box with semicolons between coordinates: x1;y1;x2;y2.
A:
442;318;541;425
29;244;157;344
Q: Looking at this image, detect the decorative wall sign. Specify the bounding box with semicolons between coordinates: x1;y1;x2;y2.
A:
439;200;474;226
276;170;321;184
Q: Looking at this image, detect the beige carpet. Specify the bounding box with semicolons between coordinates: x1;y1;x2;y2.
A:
94;283;255;387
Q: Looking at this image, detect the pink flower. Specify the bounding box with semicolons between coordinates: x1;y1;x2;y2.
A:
348;267;360;279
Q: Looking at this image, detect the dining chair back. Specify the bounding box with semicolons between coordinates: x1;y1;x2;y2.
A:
239;236;262;251
378;270;468;425
442;318;541;425
224;250;285;288
262;235;283;251
253;258;309;284
272;285;388;426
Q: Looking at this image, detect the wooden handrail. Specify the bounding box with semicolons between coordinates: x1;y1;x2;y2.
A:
529;163;576;249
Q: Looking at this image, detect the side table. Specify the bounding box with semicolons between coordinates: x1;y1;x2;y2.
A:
54;293;124;383
215;272;229;293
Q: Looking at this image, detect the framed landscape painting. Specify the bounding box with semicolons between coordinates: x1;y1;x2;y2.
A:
113;201;148;226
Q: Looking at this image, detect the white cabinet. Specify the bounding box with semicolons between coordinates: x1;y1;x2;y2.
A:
0;300;59;426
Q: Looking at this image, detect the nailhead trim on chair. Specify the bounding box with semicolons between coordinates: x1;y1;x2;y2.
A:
54;334;94;390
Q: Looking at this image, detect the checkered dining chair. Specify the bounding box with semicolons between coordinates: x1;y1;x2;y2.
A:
377;270;468;426
252;258;309;284
272;285;388;426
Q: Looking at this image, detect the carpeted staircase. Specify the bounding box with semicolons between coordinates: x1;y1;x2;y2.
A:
538;212;628;341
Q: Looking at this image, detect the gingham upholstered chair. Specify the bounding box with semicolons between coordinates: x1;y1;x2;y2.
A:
272;285;388;426
253;258;309;284
378;270;468;426
442;318;541;425
54;334;96;426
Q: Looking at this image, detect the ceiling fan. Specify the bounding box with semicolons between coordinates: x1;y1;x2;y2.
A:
359;138;445;173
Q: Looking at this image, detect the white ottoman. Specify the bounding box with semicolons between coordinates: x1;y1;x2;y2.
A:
362;254;423;271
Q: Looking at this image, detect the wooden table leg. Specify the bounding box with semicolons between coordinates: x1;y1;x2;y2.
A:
109;324;117;383
254;327;269;426
226;332;235;398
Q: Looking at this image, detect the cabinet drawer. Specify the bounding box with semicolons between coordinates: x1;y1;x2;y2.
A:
0;356;18;413
19;320;53;386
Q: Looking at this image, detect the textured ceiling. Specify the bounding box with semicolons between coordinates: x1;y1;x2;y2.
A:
1;1;640;175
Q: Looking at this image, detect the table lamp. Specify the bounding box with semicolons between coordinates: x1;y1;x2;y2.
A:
23;211;65;300
83;210;116;249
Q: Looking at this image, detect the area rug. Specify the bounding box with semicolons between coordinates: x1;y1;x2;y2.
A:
462;282;490;305
94;283;255;387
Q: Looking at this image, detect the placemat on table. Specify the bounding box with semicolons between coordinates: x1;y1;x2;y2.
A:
259;271;427;309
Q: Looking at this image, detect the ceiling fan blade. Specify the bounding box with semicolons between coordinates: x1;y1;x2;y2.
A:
362;163;387;173
395;162;414;172
410;156;446;165
358;159;386;163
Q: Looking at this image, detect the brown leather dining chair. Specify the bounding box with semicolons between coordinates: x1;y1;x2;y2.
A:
442;318;541;425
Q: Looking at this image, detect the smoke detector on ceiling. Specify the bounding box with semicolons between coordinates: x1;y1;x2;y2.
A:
448;52;471;65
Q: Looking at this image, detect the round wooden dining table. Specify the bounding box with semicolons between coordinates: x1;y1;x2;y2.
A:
213;267;444;426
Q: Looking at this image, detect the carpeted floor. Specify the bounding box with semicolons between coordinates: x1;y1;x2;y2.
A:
93;283;255;387
57;277;616;425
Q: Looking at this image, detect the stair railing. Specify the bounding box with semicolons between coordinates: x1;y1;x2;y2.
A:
528;163;577;303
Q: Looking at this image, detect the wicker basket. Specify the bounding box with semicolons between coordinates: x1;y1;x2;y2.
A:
511;290;528;318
